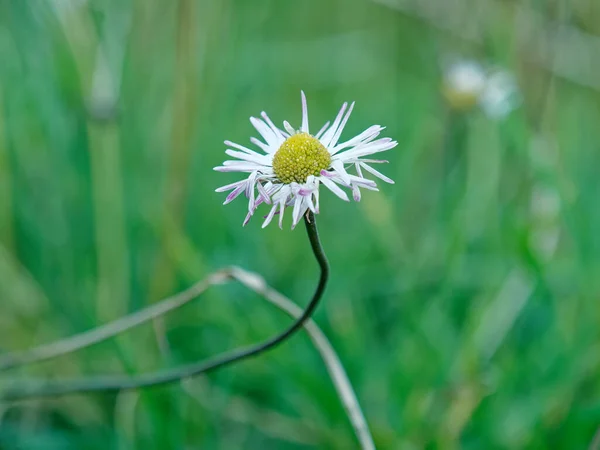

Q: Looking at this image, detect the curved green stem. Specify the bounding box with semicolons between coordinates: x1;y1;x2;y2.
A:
1;212;328;400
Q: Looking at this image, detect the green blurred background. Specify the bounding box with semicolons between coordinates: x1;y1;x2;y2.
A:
1;0;600;448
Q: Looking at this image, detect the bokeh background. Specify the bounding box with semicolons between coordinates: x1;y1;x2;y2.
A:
1;0;600;448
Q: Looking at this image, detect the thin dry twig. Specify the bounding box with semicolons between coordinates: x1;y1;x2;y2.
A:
0;271;230;371
226;266;375;450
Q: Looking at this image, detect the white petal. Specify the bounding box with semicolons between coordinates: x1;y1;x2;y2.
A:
242;210;253;227
331;125;383;154
360;163;395;184
315;121;330;139
306;194;316;213
300;91;309;133
329;101;355;148
256;182;272;204
320;176;349;201
225;149;270;165
250;137;273;154
224;140;264;157
354;162;364;178
214;163;265;173
331;160;351;185
262;204;278;228
215;179;246;193
319;102;347;148
261;111;286;141
283;121;296;135
224;185;246;204
292;195;304;228
278;197;287;229
246;171;258;211
339;138;397;159
251;117;279;147
349;174;378;189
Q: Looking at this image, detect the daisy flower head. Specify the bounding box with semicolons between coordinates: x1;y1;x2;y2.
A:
214;92;397;229
442;59;520;119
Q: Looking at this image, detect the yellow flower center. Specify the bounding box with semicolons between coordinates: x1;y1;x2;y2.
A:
272;133;331;184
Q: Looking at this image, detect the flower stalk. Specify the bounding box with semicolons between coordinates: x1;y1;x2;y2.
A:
0;212;328;400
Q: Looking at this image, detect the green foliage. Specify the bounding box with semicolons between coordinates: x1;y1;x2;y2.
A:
1;0;600;448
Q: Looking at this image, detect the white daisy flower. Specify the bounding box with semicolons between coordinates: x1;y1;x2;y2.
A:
214;92;397;229
442;60;520;119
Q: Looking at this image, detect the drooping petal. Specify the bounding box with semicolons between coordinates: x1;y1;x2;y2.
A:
262;203;279;228
320;176;350;201
224;185;246;204
331;160;352;185
256;181;272;204
292;195;304;228
352;185;362;202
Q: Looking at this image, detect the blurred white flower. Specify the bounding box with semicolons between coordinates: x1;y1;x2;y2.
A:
443;60;520;118
214;92;397;229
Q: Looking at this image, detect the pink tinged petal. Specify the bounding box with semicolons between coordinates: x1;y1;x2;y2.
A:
331;125;383;155
320;169;336;178
319;102;348;148
225;149;270;165
243;210;253;227
331;160;352;185
215;179;246;193
360;163;395;184
300;91;309;133
352;185;362;202
224;185;246;204
283;121;296;135
278;198;286;229
329;101;355;148
320;176;350;201
349;174;378;189
224;140;263;157
315;121;330;139
256;182;272;204
262;204;279;228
